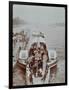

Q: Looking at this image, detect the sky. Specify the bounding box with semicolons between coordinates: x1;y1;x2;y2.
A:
13;4;65;49
13;4;65;25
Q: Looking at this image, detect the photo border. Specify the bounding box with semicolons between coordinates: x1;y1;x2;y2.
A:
9;1;67;89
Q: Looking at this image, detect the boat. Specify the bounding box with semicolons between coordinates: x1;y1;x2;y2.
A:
13;31;57;85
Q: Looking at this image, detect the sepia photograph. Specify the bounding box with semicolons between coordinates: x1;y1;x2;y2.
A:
9;1;67;88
